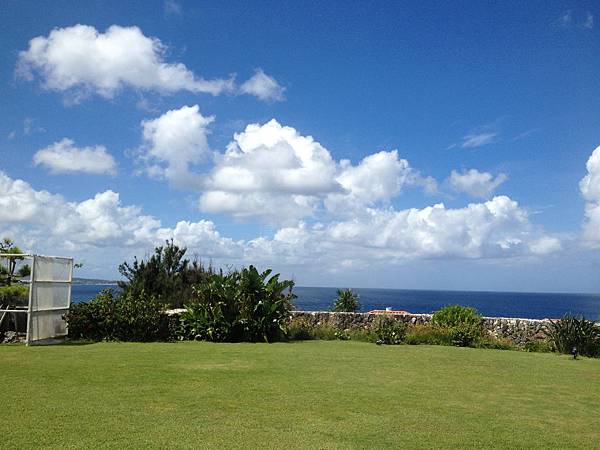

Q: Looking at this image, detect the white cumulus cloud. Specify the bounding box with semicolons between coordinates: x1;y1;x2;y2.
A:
138;105;214;189
0;171;237;258
325;150;436;216
17;24;235;101
0;171;560;277
200;119;435;223
34;138;117;175
239;69;285;102
246;196;561;265
200;119;338;223
580;145;600;248
448;169;507;198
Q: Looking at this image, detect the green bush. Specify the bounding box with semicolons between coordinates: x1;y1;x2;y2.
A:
544;315;600;357
474;336;515;350
432;304;483;329
404;324;453;346
286;318;318;340
65;289;165;342
331;289;360;313
447;323;481;347
334;330;351;341
178;266;295;343
286;318;377;342
374;316;407;345
522;339;553;353
431;305;485;347
347;328;378;343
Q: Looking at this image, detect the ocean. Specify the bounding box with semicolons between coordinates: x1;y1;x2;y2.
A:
71;284;600;320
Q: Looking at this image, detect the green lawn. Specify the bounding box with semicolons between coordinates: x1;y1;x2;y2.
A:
1;341;599;449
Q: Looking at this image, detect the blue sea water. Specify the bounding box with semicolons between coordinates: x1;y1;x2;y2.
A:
71;284;600;320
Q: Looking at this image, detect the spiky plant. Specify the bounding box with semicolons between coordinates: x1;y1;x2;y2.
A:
545;314;600;357
331;289;361;313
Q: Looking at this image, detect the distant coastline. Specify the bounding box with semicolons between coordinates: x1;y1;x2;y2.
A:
72;277;119;286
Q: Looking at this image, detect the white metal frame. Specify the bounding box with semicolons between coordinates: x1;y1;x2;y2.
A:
0;253;73;345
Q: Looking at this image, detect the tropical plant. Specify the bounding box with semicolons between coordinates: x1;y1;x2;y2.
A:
331;288;360;312
544;314;600;357
118;240;217;308
178;265;295;342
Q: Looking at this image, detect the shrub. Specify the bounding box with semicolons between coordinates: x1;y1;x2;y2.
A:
373;316;407;345
474;336;515;351
334;330;351;341
432;304;483;329
404;324;453;346
331;289;361;313
447;323;481;347
286;318;318;340
347;328;378;343
522;339;553;353
431;305;485;347
545;314;600;357
285;318;377;342
178;266;295;343
65;289;165;342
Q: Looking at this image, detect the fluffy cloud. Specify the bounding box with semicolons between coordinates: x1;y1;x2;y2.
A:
17;24;285;103
325;150;436;216
239;69;285;102
246;196;560;265
138;105;213;188
0;171;237;258
200;119;338;222
200;119;434;223
0;171;560;278
580;145;600;248
0;172;155;247
448;169;507;198
34;138;117;175
17;24;235;101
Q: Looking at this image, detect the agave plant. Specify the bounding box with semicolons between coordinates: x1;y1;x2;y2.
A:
545;314;600;357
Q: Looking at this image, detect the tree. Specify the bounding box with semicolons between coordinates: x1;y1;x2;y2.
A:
331;288;361;313
0;238;28;286
0;238;30;307
118;240;217;308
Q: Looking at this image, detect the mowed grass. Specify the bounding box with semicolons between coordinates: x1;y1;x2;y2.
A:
1;342;599;449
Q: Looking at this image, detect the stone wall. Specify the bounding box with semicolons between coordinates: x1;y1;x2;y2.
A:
290;311;551;345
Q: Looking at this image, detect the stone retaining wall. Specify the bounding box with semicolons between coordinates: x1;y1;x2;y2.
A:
290;311;551;345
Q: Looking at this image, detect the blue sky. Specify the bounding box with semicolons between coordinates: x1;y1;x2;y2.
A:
1;0;600;292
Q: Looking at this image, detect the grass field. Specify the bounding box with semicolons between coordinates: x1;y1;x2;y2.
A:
1;341;599;449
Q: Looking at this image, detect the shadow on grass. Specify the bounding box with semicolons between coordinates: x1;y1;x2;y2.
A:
58;339;97;346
